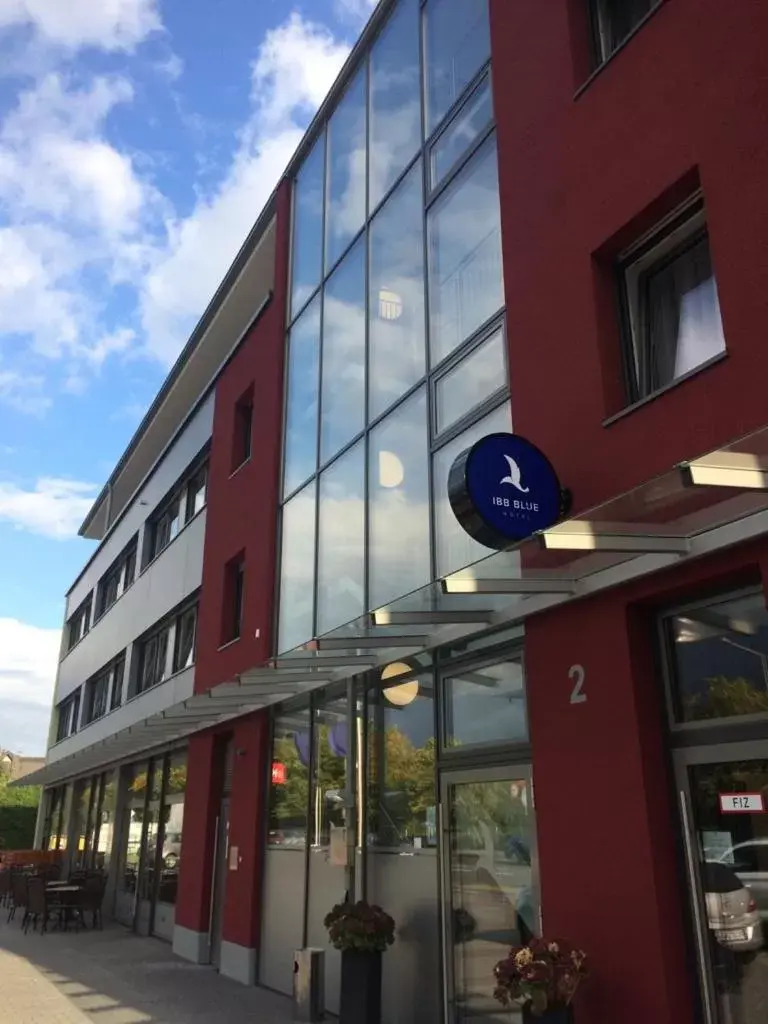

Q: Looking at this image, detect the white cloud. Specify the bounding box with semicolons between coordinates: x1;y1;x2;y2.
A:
0;0;160;51
0;618;60;754
140;12;352;364
0;477;98;538
334;0;379;23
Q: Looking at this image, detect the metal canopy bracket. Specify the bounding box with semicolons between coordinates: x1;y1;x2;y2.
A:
681;451;768;490
539;522;690;554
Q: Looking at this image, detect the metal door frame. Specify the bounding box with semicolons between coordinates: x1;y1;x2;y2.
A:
438;764;538;1024
674;738;768;1024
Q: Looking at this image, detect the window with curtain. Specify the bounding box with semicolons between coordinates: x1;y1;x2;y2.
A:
620;200;725;401
591;0;659;63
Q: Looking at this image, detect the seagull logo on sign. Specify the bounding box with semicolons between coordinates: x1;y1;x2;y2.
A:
500;455;530;493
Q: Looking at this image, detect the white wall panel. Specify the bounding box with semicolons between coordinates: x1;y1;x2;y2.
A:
48;666;195;763
65;392;213;619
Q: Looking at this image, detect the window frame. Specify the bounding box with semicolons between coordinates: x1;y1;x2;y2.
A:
95;536;138;620
137;624;171;695
66;595;92;651
618;196;723;404
173;604;198;672
233;390;254;471
589;0;662;66
231;561;245;642
55;691;81;742
146;452;209;565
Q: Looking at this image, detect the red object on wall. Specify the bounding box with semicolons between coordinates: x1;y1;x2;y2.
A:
271;761;286;786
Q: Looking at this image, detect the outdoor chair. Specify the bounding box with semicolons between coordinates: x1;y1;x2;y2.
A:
0;870;11;908
7;872;27;924
23;876;65;935
74;875;107;930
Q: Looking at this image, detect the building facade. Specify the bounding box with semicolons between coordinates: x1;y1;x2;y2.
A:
25;2;768;1023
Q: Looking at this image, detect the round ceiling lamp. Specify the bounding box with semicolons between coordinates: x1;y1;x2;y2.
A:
379;450;404;488
381;662;419;707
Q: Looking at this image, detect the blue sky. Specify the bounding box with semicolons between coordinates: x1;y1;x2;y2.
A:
0;0;377;752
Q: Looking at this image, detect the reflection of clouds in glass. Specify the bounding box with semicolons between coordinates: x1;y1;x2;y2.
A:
369;162;426;420
321;237;366;462
369;388;431;609
284;295;320;496
433;400;512;577
428;135;503;366
318;442;365;634
430;75;493;188
672;276;725;378
369;0;421;211
435;327;505;434
291;134;325;318
326;67;366;269
424;0;491;134
278;483;316;653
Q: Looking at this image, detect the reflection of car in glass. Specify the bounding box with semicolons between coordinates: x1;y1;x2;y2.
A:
268;828;305;848
716;838;768;922
702;861;762;954
162;832;182;869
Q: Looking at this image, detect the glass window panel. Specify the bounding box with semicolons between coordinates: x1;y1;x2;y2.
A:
326;68;367;270
158;753;186;907
668;593;768;724
435;328;505;434
116;763;147;909
443;656;527;749
424;0;491;134
433;400;511;577
320;238;366;463
278;483;316;653
644;236;725;392
95;772;116;873
595;0;657;61
369;0;421;211
291;134;326;317
317;442;365;634
428;135;504;366
369;388;430;609
367;670;435;849
268;709;311;848
284;295;321;496
369;162;426;420
430;75;493;189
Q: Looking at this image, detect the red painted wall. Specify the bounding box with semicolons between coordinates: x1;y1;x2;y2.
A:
175;731;225;934
195;177;291;694
526;531;768;1021
183;179;290;949
490;0;768;510
221;713;269;950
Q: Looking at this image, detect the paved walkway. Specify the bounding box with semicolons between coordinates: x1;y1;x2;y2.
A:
0;912;293;1024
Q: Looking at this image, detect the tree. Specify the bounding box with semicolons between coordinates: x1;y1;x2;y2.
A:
0;772;40;850
685;675;768;720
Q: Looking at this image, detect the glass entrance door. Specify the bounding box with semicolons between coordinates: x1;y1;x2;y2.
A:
440;767;539;1024
677;742;768;1024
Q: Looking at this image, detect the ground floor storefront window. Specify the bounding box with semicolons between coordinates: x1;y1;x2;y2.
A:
112;748;187;937
259;634;538;1024
664;588;768;1024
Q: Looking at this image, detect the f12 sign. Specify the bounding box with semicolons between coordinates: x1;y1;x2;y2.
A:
719;792;766;814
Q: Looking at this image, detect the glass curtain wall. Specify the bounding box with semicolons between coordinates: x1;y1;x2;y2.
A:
154;751;187;940
279;0;506;653
260;637;536;1024
69;771;116;873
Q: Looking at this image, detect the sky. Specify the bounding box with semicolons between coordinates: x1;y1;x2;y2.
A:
0;0;378;753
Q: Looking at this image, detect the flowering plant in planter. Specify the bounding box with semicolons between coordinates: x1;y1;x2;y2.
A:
324;900;396;954
493;938;587;1017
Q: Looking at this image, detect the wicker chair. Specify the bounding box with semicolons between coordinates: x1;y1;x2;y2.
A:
24;876;65;935
8;872;28;925
74;875;107;930
0;870;11;908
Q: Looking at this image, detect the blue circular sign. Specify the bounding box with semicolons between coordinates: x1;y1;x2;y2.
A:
448;433;565;550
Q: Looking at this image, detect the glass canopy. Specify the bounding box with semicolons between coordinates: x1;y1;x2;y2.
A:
24;426;768;788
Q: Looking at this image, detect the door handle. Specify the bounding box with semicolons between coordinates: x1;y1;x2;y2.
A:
679;789;715;1024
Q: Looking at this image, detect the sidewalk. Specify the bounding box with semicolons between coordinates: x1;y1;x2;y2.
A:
0;912;293;1024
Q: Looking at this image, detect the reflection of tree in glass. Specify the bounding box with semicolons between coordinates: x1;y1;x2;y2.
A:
167;764;187;794
270;734;310;829
368;727;435;844
452;782;531;853
686;676;768;721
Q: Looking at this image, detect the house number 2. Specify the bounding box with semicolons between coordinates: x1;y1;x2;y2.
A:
569;664;587;704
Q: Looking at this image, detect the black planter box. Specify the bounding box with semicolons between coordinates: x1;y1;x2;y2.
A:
339;949;382;1024
522;1003;575;1024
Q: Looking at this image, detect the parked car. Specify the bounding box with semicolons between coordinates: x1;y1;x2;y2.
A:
716;838;768;922
702;860;763;954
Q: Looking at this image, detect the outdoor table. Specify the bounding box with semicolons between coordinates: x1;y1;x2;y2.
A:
46;885;83;931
